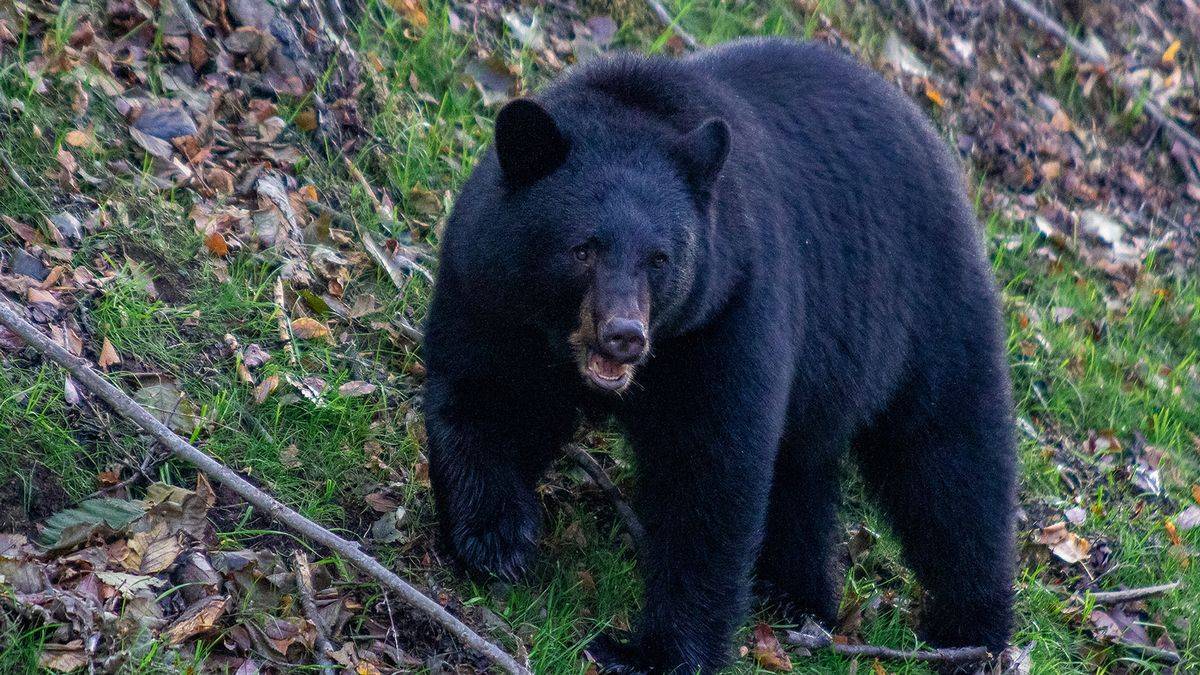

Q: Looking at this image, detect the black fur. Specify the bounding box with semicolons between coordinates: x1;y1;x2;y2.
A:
423;38;1017;673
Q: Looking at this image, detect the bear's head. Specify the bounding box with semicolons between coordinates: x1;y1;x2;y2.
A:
446;97;729;393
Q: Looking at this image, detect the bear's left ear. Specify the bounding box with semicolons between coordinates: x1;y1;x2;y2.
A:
494;98;570;187
670;117;730;193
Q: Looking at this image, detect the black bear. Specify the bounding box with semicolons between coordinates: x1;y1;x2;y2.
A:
423;37;1016;673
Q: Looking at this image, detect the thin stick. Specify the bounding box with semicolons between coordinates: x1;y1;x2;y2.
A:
564;444;647;554
0;298;530;675
293;551;337;675
644;0;698;50
783;630;989;665
1004;0;1200;155
1086;581;1181;604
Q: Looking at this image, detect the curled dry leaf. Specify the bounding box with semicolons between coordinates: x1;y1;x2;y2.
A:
254;374;280;404
1035;521;1091;564
752;623;792;672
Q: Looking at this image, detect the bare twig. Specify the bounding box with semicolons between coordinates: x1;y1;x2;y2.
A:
1004;0;1200;155
563;444;647;555
644;0;698;50
0;298;531;675
1085;581;1181;604
783;628;989;665
1116;641;1181;665
293;551;337;675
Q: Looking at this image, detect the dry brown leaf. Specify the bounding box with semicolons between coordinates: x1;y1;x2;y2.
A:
163;596;228;644
387;0;428;27
291;317;331;340
39;641;88;672
205;231;230;257
752;623;792;672
97;337;121;370
338;380;378;397
1050;109;1072;133
254;375;280;404
1035;522;1091;564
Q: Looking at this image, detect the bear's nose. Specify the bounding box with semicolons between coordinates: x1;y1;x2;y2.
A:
599;318;647;363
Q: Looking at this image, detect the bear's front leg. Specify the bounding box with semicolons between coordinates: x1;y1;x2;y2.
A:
425;375;578;581
595;339;791;673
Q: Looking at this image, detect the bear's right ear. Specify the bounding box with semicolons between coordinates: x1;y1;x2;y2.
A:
670;117;730;194
494;98;570;187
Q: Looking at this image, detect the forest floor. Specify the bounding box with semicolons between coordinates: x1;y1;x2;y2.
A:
1;0;1200;673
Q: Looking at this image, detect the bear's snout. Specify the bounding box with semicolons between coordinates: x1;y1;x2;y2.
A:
598;317;647;364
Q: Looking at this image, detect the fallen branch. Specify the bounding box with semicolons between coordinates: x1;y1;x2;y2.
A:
783;627;989;665
1085;581;1181;604
293;551;337;675
0;298;530;675
1004;0;1200;155
563;444;647;554
1116;640;1181;665
644;0;698;50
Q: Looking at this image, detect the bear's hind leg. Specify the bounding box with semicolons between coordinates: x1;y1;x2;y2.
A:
853;372;1016;653
756;432;843;626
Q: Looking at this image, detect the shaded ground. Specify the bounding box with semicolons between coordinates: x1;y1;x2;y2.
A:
1;0;1199;673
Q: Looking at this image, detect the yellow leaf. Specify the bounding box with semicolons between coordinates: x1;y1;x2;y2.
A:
924;81;945;108
290;317;331;340
386;0;428;28
1166;518;1182;546
1163;39;1182;64
98;337;121;370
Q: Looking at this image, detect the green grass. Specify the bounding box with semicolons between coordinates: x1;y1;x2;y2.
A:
2;0;1198;672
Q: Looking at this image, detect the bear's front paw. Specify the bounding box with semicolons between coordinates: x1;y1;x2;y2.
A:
584;632;651;674
446;498;539;582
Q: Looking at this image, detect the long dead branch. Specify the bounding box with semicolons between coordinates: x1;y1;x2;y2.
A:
1004;0;1200;155
1086;581;1181;604
0;298;530;675
783;628;989;665
563;444;647;554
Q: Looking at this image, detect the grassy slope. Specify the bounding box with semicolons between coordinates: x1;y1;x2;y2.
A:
2;0;1198;673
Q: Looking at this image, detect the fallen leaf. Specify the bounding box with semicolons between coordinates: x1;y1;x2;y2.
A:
254;375;280;404
387;0;428;27
1162;40;1182;64
97;337;120;370
752;623;792;672
365;492;399;512
39;641;88;672
205;231;230;257
280;444;301;469
924;81;945;107
338;380;377;397
1035;521;1091;564
243;344;271;367
163;596;227;644
290;317;330;340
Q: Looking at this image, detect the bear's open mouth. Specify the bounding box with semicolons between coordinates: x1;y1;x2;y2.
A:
584;350;633;392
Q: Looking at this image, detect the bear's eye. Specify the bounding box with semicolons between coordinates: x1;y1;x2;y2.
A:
572;244;592;262
650;252;669;269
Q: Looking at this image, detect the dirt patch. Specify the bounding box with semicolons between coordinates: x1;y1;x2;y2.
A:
0;464;71;538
